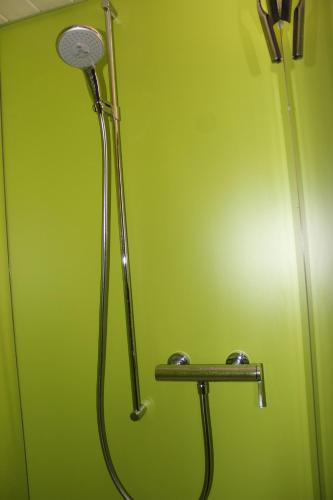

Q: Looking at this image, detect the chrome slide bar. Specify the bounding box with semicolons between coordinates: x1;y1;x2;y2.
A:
102;0;146;421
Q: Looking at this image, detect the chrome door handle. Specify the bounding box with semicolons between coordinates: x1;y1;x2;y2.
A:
293;0;305;59
155;351;267;408
257;0;305;62
257;0;282;63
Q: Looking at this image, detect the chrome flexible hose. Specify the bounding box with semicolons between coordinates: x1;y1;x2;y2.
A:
198;382;214;500
96;109;133;500
97;109;214;500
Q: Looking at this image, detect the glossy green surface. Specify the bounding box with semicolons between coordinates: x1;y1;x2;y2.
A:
0;0;326;498
0;79;29;499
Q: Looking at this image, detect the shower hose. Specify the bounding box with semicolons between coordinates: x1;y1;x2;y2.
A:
95;110;214;500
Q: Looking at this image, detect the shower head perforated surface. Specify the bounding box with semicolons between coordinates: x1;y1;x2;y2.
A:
57;25;104;69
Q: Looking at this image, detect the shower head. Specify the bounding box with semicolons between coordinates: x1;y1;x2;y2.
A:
56;25;104;69
57;25;105;107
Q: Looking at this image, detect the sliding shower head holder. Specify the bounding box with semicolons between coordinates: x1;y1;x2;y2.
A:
257;0;305;63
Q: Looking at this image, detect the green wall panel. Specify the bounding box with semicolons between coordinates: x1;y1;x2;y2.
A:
0;71;29;499
0;1;324;499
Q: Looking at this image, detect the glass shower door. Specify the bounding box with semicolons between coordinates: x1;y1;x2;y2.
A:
282;1;333;497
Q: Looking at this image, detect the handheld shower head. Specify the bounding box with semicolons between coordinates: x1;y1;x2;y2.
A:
56;25;105;106
57;25;104;69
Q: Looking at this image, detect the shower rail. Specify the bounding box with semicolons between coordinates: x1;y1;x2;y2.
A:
102;0;146;421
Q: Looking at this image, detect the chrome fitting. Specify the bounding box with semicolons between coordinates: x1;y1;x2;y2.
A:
168;352;190;366
197;381;210;396
93;100;120;121
101;0;118;19
130;403;147;422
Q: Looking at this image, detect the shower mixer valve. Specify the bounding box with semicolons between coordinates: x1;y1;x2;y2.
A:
155;351;267;408
257;0;305;63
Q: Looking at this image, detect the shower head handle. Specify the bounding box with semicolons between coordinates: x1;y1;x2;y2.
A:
84;66;102;107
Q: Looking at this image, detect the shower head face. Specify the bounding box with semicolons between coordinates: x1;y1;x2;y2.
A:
56;25;104;69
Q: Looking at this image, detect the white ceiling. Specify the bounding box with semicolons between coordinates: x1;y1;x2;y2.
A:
0;0;84;26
